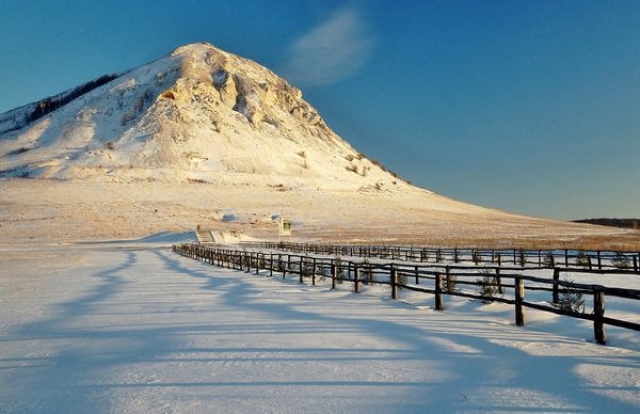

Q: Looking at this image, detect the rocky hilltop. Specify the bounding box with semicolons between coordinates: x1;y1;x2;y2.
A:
0;43;400;190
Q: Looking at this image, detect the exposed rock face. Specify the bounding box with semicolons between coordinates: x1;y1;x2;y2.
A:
0;43;379;186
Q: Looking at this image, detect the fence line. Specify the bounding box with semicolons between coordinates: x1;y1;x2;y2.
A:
238;241;640;271
173;243;640;346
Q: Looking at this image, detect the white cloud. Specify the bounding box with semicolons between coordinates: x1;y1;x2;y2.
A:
284;6;375;87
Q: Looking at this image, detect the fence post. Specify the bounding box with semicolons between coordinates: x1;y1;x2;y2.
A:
597;251;602;271
256;253;261;275
445;266;451;292
269;254;274;277
593;288;606;345
331;263;337;290
552;268;560;304
435;272;444;311
391;269;398;300
299;256;304;284
495;268;503;294
415;266;419;285
515;276;525;326
538;250;542;266
354;265;360;293
282;255;287;279
312;258;317;286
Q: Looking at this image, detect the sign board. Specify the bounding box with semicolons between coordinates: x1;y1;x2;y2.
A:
279;218;292;237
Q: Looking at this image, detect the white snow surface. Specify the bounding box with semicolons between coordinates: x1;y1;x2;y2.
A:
1;240;639;413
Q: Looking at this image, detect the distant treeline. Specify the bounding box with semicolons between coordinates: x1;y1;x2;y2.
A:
26;73;120;124
574;218;640;229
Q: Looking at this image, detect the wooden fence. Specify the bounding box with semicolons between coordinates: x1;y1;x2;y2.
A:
239;241;640;271
173;243;640;346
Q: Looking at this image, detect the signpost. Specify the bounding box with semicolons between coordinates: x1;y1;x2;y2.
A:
279;217;292;240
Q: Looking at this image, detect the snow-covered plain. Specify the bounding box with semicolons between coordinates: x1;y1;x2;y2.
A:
1;237;639;413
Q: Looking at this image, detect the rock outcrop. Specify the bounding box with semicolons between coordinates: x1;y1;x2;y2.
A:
0;43;383;186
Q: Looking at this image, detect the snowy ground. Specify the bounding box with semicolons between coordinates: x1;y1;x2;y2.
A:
1;239;639;413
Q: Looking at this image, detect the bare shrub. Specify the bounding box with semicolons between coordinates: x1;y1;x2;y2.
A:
543;252;555;267
575;252;590;268
612;252;630;270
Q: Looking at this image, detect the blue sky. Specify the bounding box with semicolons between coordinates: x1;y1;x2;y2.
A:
1;1;639;220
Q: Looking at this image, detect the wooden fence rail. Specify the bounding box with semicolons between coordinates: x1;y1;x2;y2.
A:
173;243;640;345
239;241;640;272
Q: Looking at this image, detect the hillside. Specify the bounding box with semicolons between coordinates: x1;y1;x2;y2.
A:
0;43;636;247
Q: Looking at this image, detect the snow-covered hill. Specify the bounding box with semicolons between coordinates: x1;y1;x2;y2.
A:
0;43;634;245
0;43;406;191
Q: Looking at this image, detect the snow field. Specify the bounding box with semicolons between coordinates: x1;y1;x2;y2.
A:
1;244;640;413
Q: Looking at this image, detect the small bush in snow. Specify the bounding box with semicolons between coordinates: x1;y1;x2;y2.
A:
476;272;499;302
575;252;591;268
472;250;482;264
301;259;315;277
612;252;630;270
444;275;458;293
361;258;374;285
277;259;287;273
543;252;555;267
556;277;585;313
397;272;408;289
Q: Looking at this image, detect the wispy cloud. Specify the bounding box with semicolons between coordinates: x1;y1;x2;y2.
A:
284;6;375;87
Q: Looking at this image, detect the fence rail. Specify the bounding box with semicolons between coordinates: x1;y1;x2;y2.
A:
173;243;640;346
238;241;640;271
